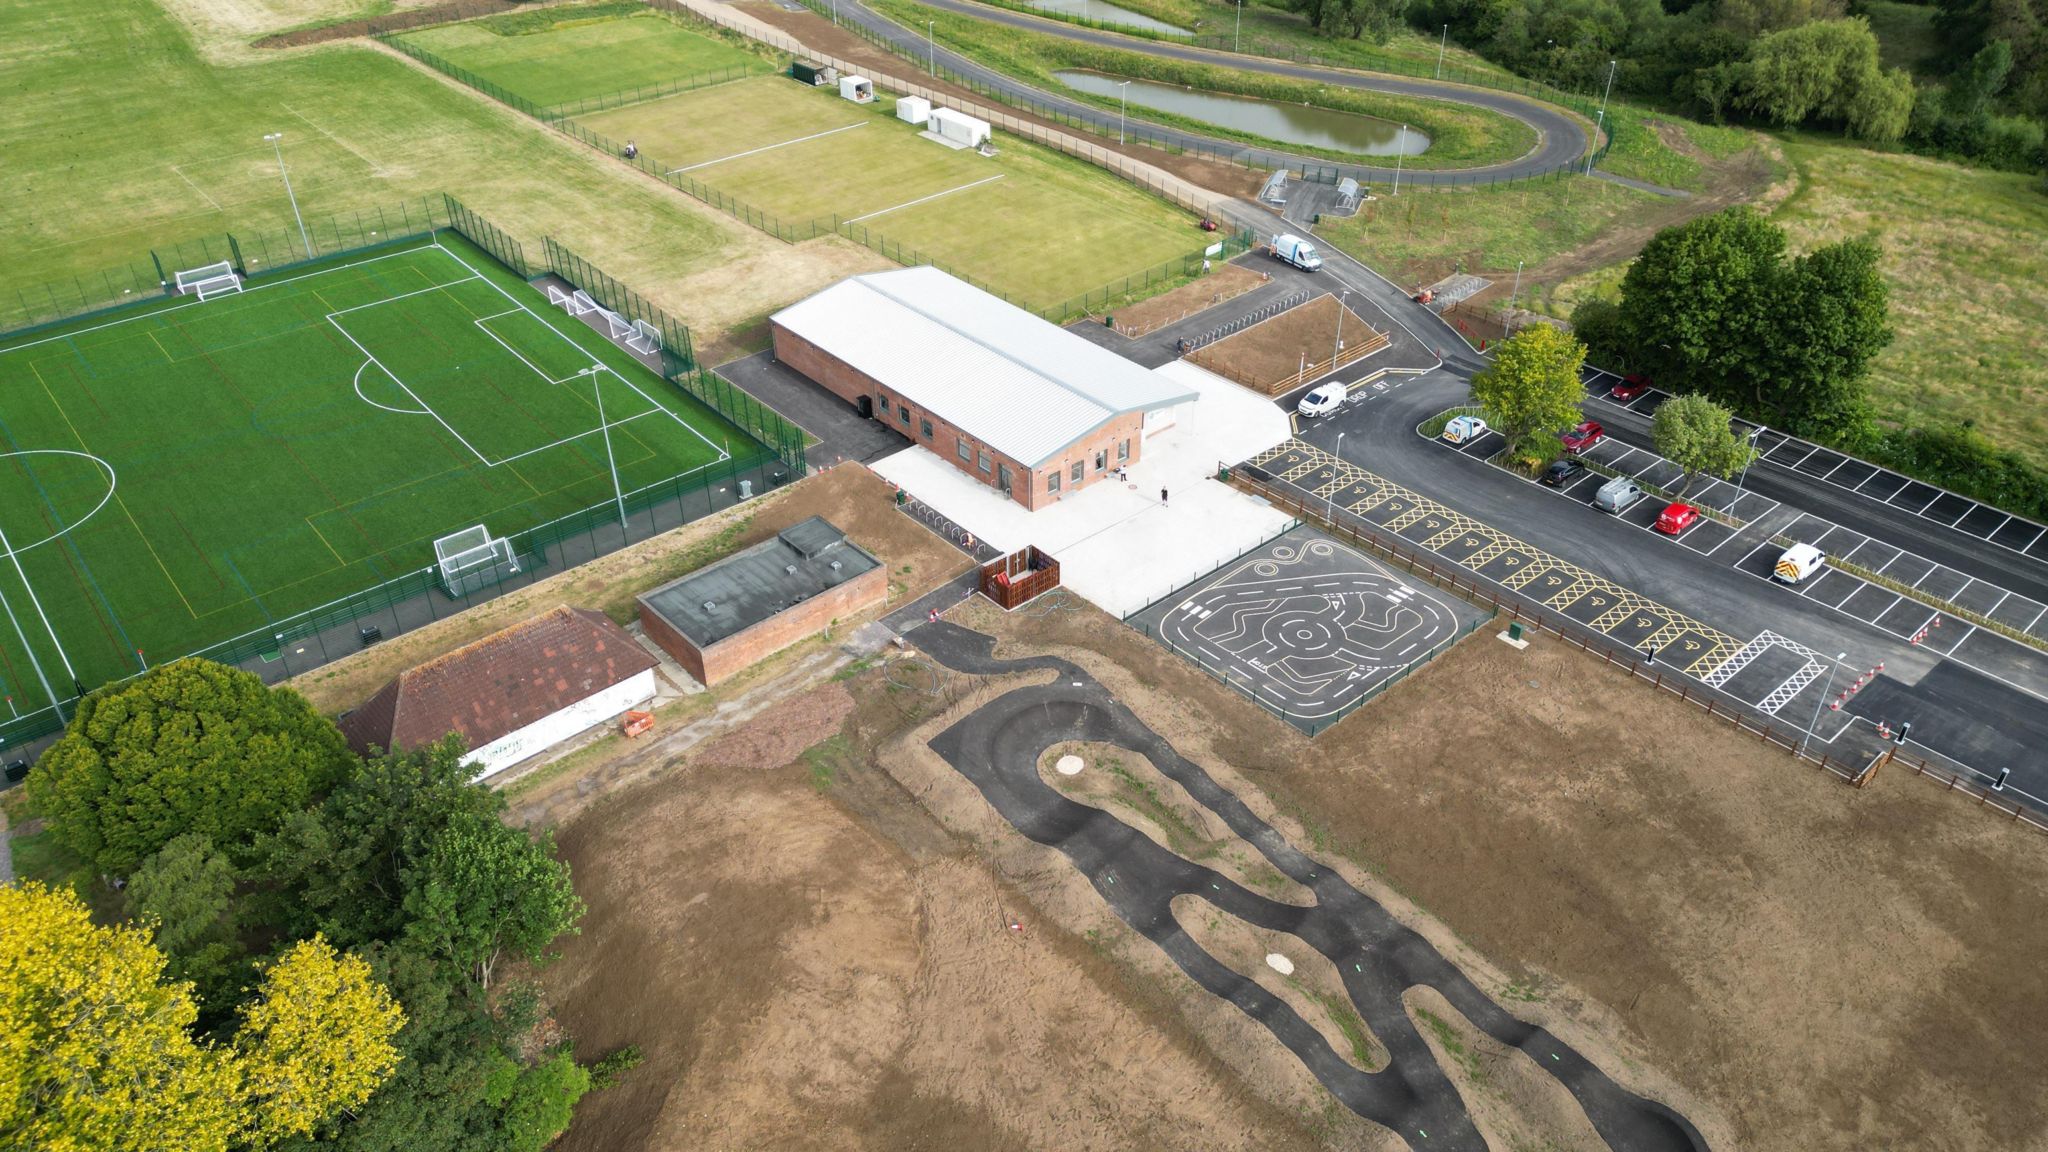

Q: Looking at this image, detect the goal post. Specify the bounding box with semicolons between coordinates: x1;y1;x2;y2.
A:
175;260;242;300
627;319;662;354
434;524;520;597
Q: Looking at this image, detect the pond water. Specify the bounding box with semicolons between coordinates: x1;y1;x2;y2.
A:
1026;0;1191;36
1055;69;1431;156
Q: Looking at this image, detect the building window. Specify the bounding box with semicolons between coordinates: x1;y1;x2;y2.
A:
877;393;889;413
921;418;933;440
1070;460;1083;483
1047;469;1061;493
898;405;910;426
1118;438;1130;462
958;438;971;463
1094;451;1107;472
977;450;992;474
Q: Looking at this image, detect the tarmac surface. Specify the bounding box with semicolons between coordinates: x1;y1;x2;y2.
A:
913;619;1711;1152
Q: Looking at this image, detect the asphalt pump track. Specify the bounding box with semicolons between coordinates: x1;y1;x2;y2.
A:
914;620;1708;1152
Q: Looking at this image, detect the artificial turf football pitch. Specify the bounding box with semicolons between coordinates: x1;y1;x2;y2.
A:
0;233;749;715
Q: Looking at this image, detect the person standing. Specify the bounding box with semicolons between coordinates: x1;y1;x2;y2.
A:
1161;487;1169;506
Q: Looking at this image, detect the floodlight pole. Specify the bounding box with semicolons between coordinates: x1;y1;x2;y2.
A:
1334;288;1349;367
1437;25;1448;79
1800;652;1848;756
928;21;936;75
1586;109;1604;175
1601;59;1617;115
264;132;313;260
1392;127;1406;194
1118;80;1131;144
592;366;627;530
1235;0;1243;51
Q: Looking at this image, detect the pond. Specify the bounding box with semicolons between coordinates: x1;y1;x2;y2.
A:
1026;0;1191;36
1054;70;1431;156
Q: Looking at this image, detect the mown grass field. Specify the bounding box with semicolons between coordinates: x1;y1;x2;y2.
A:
1771;135;2048;466
393;3;773;108
580;76;1208;308
0;235;748;705
3;0;738;331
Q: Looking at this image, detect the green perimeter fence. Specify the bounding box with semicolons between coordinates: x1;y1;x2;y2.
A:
789;0;1613;182
0;198;809;758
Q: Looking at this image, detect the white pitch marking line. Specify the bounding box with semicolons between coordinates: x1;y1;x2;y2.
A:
326;275;482;316
283;103;388;177
353;360;430;416
668;122;866;173
843;173;1005;225
327;315;488;465
168;164;223;212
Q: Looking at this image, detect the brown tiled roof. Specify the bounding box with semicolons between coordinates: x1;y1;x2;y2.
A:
338;605;657;758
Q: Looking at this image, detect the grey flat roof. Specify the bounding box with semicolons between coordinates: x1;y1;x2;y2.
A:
639;517;880;647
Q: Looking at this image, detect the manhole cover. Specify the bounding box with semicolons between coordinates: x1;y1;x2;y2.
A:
1055;755;1084;776
1266;952;1295;975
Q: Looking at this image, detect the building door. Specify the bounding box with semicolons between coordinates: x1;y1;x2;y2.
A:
996;463;1012;495
856;394;873;418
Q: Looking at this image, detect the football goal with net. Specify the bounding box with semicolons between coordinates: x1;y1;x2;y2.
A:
174;260;243;301
434;524;521;597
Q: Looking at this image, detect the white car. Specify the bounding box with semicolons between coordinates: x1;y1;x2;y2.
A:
1297;381;1348;417
1442;415;1489;445
1774;543;1826;584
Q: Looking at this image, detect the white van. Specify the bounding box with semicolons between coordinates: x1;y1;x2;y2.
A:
1774;543;1826;584
1271;234;1323;271
1297;381;1348;417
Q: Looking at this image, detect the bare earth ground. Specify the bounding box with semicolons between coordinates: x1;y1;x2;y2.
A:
1107;261;1264;335
252;0;524;47
736;1;1266;199
289;464;966;715
959;594;2048;1152
1190;292;1385;388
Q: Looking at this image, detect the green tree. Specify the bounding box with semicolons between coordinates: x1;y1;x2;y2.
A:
28;659;354;874
1613;206;1783;407
1651;394;1755;497
488;1049;591;1152
1734;18;1915;141
0;882;241;1152
1470;324;1588;460
1761;237;1892;438
403;816;585;990
126;833;244;1014
235;936;406;1145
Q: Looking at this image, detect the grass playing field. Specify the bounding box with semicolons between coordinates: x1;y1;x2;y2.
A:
393;4;773;109
0;233;749;713
578;76;1208;309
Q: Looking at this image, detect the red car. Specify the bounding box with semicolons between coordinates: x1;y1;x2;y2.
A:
1560;420;1605;455
1654;502;1700;535
1610;375;1650;402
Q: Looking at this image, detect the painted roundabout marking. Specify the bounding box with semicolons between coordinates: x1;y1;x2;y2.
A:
0;450;117;560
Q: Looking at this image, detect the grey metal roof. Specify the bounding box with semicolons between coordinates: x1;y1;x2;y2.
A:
772;267;1196;467
637;517;880;647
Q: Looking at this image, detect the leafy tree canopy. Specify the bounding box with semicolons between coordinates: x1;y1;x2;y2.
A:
1471;324;1589;458
1651;393;1755;496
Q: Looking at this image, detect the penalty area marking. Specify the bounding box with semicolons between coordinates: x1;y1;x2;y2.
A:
667;122;866;174
0;450;117;561
843;174;1004;225
353;361;430;416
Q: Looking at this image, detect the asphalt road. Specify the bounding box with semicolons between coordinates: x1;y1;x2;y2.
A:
914;619;1711;1152
829;0;1591;185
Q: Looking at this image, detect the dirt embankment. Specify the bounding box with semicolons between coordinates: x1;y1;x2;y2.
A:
957;593;2048;1152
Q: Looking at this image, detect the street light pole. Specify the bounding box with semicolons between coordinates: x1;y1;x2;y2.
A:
1330;431;1345;520
1801;653;1849;755
264;132;313;260
1585;109;1603;175
1333;289;1348;367
1601;59;1617;116
1118;80;1131;144
1733;425;1765;509
927;20;936;74
1508;260;1522;335
1235;0;1243;52
1437;25;1448;79
1393;126;1406;194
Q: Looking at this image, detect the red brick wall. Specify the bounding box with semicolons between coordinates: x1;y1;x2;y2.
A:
638;563;887;686
772;322;1147;511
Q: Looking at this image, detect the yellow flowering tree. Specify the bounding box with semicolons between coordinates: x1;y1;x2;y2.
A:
236;935;405;1144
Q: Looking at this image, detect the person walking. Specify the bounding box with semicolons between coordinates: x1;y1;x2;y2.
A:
1160;487;1169;506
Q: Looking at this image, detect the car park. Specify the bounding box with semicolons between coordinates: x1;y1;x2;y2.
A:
1610;375;1649;401
1561;420;1604;455
1774;542;1826;584
1654;502;1700;535
1297;381;1348;417
1592;476;1643;513
1540;458;1585;487
1442;415;1489;444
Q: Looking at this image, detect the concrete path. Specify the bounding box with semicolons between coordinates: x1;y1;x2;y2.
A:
913;620;1711;1152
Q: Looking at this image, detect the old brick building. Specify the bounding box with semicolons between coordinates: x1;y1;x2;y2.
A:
637;517;885;686
770;267;1195;510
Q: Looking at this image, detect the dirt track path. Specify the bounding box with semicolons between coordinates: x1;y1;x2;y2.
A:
912;619;1710;1152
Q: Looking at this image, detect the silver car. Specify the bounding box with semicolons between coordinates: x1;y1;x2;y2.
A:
1592;476;1643;513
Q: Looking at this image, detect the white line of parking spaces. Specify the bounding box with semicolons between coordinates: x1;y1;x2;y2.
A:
1581;367;2048;565
1768;512;2048;644
1426;423;1759;558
